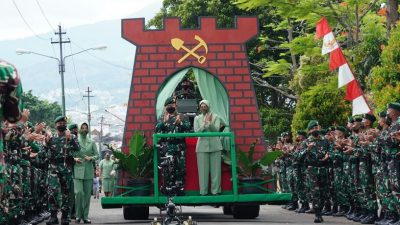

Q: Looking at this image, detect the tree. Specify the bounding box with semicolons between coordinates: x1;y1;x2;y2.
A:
291;77;351;132
22;91;62;126
367;25;400;112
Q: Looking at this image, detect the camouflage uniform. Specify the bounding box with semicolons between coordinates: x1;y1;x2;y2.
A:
155;109;190;195
303;124;329;222
0;60;22;225
331;136;348;215
46;127;80;224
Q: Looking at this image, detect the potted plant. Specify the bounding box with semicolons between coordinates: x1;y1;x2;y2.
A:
222;139;282;219
110;130;153;220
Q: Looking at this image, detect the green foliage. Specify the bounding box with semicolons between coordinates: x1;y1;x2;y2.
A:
368;25;400;111
291;76;351;132
22;90;62;126
260;107;293;144
236;139;283;177
112;130;153;179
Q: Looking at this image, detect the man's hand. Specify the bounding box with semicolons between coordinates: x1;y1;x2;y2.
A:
20;109;30;123
163;112;170;123
175;115;182;125
65;130;71;140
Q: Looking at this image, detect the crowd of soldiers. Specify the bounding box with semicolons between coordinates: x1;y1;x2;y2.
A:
0;113;81;225
275;102;400;224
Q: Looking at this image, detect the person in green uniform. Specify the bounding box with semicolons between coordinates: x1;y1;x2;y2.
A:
0;60;23;225
73;122;98;224
45;116;80;225
194;100;224;196
99;153;114;197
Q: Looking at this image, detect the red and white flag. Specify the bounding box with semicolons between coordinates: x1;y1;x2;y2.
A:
316;17;371;115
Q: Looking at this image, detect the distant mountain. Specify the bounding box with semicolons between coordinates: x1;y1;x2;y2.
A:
0;2;162;126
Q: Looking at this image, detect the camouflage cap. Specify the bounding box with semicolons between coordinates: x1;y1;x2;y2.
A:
164;96;175;106
352;114;363;122
54;115;67;123
68;123;78;130
307;120;319;131
387;102;400;111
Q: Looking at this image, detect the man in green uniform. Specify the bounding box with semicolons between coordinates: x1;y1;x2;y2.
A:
382;103;400;225
45;116;80;225
293;130;310;213
155;97;191;195
194;100;224;196
303;120;329;223
73;122;98;224
0;60;23;225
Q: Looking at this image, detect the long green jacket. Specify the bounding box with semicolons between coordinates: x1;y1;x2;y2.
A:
74;135;98;179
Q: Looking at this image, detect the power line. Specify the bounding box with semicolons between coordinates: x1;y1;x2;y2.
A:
71;42;131;71
11;0;48;41
67;42;87;107
34;0;56;32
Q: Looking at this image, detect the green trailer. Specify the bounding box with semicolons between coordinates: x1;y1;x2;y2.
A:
101;132;291;220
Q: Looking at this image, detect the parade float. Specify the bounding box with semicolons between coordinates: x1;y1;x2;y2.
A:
101;16;291;222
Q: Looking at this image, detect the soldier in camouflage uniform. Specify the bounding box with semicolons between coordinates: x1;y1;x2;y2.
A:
155;97;191;195
293;130;310;213
320;128;335;216
303;120;329;223
356;113;379;223
382;103;400;225
373;111;392;225
344;115;363;221
0;60;23;225
45;116;80;225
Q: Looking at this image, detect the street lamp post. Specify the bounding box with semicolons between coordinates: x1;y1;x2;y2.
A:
16;45;107;116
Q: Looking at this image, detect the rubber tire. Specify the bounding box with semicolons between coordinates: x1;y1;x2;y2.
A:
123;206;149;220
232;204;260;219
223;205;233;215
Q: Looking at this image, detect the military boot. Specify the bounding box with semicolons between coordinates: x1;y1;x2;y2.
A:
45;214;59;225
297;203;310;213
345;206;354;217
333;205;348;217
354;209;368;222
375;211;388;225
321;203;331;215
361;212;378;224
306;206;315;214
314;209;324;223
323;205;336;216
287;201;299;211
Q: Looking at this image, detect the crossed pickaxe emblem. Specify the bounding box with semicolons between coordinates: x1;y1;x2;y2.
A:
171;35;208;64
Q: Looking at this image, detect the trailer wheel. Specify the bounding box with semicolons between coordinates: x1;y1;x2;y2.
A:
123;206;149;220
223;205;233;215
232;204;260;219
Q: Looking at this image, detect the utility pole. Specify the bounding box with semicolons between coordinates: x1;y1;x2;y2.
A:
51;25;70;116
99;115;104;160
83;86;94;136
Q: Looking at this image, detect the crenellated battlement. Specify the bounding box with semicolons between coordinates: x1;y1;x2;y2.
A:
122;16;258;46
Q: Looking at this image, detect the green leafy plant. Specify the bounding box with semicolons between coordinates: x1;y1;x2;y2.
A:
111;130;153;179
224;139;283;178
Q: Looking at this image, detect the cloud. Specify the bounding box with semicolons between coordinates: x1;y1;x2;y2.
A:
1;0;161;41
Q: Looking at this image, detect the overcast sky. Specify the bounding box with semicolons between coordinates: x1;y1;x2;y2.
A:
1;0;161;41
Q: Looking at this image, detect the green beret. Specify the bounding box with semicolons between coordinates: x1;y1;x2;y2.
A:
164;97;175;106
307;120;319;131
364;113;376;123
353;115;363;122
68;123;78;130
387;102;400;111
378;111;387;118
296;130;307;137
54;115;67;123
335;126;346;133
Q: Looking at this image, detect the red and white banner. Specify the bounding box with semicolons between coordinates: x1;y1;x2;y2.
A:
316;17;371;116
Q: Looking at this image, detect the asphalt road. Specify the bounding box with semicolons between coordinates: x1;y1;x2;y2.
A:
39;194;360;225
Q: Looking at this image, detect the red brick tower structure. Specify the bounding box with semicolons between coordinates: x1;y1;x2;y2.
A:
122;16;264;154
